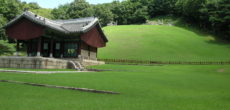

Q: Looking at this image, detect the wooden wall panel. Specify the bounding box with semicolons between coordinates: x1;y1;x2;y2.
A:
6;18;44;40
81;27;106;48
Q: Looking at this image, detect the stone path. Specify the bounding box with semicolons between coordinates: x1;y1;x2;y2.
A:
0;69;91;74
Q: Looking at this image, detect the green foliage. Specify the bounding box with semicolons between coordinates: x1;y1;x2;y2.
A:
0;40;15;56
175;0;230;39
1;64;230;110
31;8;53;19
51;0;149;25
93;4;114;26
51;0;94;20
67;0;94;18
110;0;149;24
148;0;177;17
0;15;7;40
0;0;23;20
178;0;206;17
22;2;40;10
206;0;230;39
51;4;70;19
99;25;230;61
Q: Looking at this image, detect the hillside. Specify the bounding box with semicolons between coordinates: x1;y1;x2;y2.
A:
99;25;230;61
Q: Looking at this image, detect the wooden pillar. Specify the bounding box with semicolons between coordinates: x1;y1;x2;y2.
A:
16;40;19;56
77;41;82;58
37;37;42;57
96;48;98;59
60;42;64;58
27;41;29;56
88;45;90;59
50;39;54;57
27;40;32;57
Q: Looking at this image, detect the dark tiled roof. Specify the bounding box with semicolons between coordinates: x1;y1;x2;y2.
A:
4;11;99;34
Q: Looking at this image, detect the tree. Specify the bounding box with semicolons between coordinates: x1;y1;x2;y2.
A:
22;2;40;10
0;0;22;20
148;0;177;17
66;0;94;18
51;4;70;19
132;6;148;24
182;0;206;22
93;4;114;26
110;0;149;25
208;0;230;39
0;15;7;40
110;1;125;24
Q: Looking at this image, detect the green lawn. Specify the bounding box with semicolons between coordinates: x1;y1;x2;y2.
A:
99;25;230;61
0;64;230;110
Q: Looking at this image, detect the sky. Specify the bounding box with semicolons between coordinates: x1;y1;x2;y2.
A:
21;0;120;9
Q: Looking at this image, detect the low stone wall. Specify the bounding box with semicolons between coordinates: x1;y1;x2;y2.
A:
0;57;69;69
0;56;105;69
81;59;105;66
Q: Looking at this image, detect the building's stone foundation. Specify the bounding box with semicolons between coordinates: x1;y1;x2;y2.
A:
0;56;105;69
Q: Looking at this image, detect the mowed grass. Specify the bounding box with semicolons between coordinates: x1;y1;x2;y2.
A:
0;64;230;110
99;25;230;61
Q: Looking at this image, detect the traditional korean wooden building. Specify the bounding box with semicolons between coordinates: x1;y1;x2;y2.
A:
4;11;108;60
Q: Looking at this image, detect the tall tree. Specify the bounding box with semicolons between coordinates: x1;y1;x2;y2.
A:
22;2;40;10
66;0;94;18
148;0;177;17
93;4;114;26
0;0;22;20
208;0;230;39
51;4;70;19
110;0;149;25
182;0;206;22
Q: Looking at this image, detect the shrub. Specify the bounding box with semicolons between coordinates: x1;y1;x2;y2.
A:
0;40;15;56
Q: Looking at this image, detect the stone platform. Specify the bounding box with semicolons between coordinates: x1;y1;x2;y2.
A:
0;56;105;69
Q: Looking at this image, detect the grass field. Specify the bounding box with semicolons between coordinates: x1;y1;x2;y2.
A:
99;25;230;61
0;64;230;110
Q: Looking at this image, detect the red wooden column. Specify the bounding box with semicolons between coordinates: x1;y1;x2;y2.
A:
50;39;54;57
37;37;42;57
16;40;19;56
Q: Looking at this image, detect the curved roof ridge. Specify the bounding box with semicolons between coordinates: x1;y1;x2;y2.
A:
54;17;96;25
54;17;95;22
82;18;99;32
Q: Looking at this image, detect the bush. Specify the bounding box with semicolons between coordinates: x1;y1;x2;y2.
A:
0;40;15;56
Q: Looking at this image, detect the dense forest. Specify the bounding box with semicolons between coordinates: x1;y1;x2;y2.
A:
0;0;229;52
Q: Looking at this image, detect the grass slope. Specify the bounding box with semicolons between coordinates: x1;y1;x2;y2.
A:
99;25;230;61
0;65;230;110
